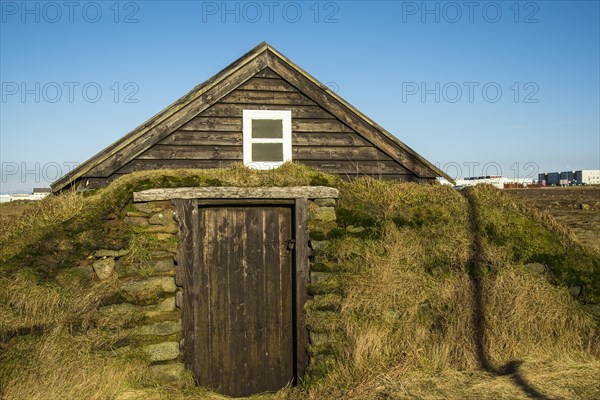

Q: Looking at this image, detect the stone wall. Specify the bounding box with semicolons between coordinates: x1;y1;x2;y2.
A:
77;200;184;384
306;198;344;378
76;192;343;385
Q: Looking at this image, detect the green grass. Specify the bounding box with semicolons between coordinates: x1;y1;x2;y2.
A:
0;165;598;400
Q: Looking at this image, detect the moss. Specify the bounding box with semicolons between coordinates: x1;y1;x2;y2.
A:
469;185;600;303
129;332;183;347
310;262;349;273
306;294;343;312
308;275;342;296
308;220;338;240
141;310;181;325
305;310;343;334
303;354;338;384
307;342;338;357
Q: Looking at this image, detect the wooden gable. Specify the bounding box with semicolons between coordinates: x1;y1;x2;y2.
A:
52;42;450;192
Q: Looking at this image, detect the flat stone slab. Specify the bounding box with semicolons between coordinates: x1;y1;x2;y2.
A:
122;277;177;296
134;186;339;201
143;341;180;362
132;320;182;336
94;249;129;258
148;362;185;383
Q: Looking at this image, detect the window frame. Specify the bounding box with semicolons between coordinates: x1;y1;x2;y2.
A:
242;109;292;170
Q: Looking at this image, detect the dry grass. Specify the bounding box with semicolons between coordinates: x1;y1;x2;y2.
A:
483;268;598;364
0;190;87;261
0;170;598;400
310;226;598;393
312;360;600;400
0;270;120;334
299;178;599;399
1;328;146;400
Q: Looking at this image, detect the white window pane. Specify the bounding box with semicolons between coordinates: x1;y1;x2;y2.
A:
252;143;283;162
252;119;283;138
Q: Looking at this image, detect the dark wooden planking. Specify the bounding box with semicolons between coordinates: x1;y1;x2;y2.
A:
204;207;222;387
220;90;317;106
160;130;366;148
196;207;211;386
280;207;295;390
118;159;410;180
294;199;309;382
117;159;238;174
199;103;335;119
151;130;371;148
82;175;123;189
172;199;198;375
293;119;354;133
159;131;242;146
375;133;439;178
194;206;294;396
138;145;242;160
238;77;299;92
231;209;247;391
255;68;282;79
293;146;394;161
300;160;411;174
179;116;351;133
180;116;241;132
137;144;392;162
243;207;260;394
293;132;371;147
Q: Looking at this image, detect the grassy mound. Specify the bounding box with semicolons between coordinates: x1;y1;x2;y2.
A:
0;165;598;400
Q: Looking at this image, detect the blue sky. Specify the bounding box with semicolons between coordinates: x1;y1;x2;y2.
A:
1;0;599;192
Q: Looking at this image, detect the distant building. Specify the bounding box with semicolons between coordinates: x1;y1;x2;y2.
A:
560;171;575;185
537;172;560;186
538;173;547;185
547;172;560;185
575;170;600;185
0;188;51;203
455;176;533;189
538;170;599;186
31;188;51;200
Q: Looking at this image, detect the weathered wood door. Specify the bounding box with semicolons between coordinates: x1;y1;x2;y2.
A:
192;206;294;396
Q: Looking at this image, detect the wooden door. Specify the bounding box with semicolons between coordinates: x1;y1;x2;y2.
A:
192;206;294;397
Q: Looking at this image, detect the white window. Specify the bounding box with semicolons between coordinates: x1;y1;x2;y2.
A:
243;110;292;170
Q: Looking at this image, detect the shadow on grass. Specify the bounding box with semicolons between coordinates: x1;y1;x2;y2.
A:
462;188;554;400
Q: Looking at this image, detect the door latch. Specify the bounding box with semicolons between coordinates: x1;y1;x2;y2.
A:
287;239;296;250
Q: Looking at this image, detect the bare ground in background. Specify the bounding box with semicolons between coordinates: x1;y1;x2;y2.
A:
505;187;600;252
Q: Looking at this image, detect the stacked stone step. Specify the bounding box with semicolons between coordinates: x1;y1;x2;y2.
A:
305;197;345;379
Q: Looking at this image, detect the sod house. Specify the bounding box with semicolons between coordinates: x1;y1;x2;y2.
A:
47;43;452;397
